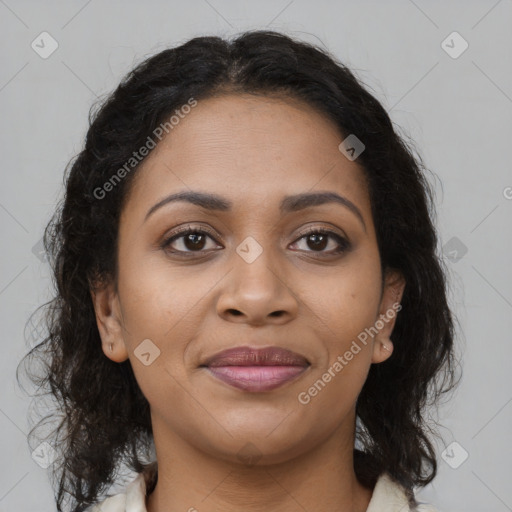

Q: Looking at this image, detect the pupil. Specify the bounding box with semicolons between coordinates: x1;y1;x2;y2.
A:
308;233;327;251
185;233;205;250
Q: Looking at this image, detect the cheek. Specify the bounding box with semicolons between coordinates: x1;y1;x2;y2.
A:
116;241;208;338
296;275;379;425
301;255;382;345
114;254;211;414
296;254;381;406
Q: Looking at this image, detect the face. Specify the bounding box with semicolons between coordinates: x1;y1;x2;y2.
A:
92;93;405;465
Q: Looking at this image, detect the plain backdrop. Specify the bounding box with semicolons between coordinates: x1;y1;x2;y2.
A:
1;1;511;511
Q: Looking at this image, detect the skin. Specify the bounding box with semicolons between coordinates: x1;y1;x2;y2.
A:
92;93;405;512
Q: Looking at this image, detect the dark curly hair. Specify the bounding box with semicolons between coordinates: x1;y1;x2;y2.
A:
17;29;460;512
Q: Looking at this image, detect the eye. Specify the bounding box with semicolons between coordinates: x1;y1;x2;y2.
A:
290;228;351;255
161;225;222;255
160;225;351;258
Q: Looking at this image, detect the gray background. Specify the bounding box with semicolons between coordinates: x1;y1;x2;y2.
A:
1;1;511;511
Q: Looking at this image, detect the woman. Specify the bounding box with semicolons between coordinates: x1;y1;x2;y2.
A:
19;30;458;512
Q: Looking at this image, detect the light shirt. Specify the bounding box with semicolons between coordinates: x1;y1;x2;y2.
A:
86;470;439;512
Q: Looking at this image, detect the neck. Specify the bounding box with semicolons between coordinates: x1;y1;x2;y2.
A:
145;412;373;512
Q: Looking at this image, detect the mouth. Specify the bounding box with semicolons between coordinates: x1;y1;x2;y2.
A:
200;346;310;392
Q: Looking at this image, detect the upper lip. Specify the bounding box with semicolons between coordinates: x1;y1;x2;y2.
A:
201;346;310;368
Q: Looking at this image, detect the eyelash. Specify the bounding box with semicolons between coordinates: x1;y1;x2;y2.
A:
160;224;351;258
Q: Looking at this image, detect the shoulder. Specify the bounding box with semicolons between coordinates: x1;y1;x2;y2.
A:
86;492;127;512
85;471;149;512
367;472;440;512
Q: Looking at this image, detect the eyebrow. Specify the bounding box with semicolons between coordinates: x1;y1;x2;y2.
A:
144;190;366;231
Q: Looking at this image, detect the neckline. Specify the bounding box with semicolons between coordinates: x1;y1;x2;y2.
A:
138;465;413;512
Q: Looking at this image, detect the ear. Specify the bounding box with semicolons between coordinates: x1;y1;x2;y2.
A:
90;280;129;363
371;269;406;364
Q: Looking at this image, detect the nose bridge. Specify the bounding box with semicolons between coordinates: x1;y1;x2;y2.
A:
216;232;298;324
236;240;280;295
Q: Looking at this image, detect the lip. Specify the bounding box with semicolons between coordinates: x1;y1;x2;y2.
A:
201;346;310;392
202;346;310;367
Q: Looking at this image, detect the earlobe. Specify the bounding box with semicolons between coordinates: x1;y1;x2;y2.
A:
371;269;406;364
90;281;129;363
372;340;394;364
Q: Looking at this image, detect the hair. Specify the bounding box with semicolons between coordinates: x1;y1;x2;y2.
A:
17;29;460;511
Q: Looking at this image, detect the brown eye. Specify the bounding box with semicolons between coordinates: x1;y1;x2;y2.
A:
305;232;328;251
161;227;221;255
179;232;208;251
291;230;350;255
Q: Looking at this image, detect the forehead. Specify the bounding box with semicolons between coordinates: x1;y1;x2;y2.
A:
124;93;370;220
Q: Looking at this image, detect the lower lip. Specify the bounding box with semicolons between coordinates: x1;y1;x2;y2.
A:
205;365;309;392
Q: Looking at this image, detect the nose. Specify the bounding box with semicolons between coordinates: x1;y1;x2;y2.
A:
216;248;299;326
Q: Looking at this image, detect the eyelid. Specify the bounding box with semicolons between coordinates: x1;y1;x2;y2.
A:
160;222;351;255
290;225;351;255
158;224;223;255
162;223;222;243
162;223;347;242
293;224;348;241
